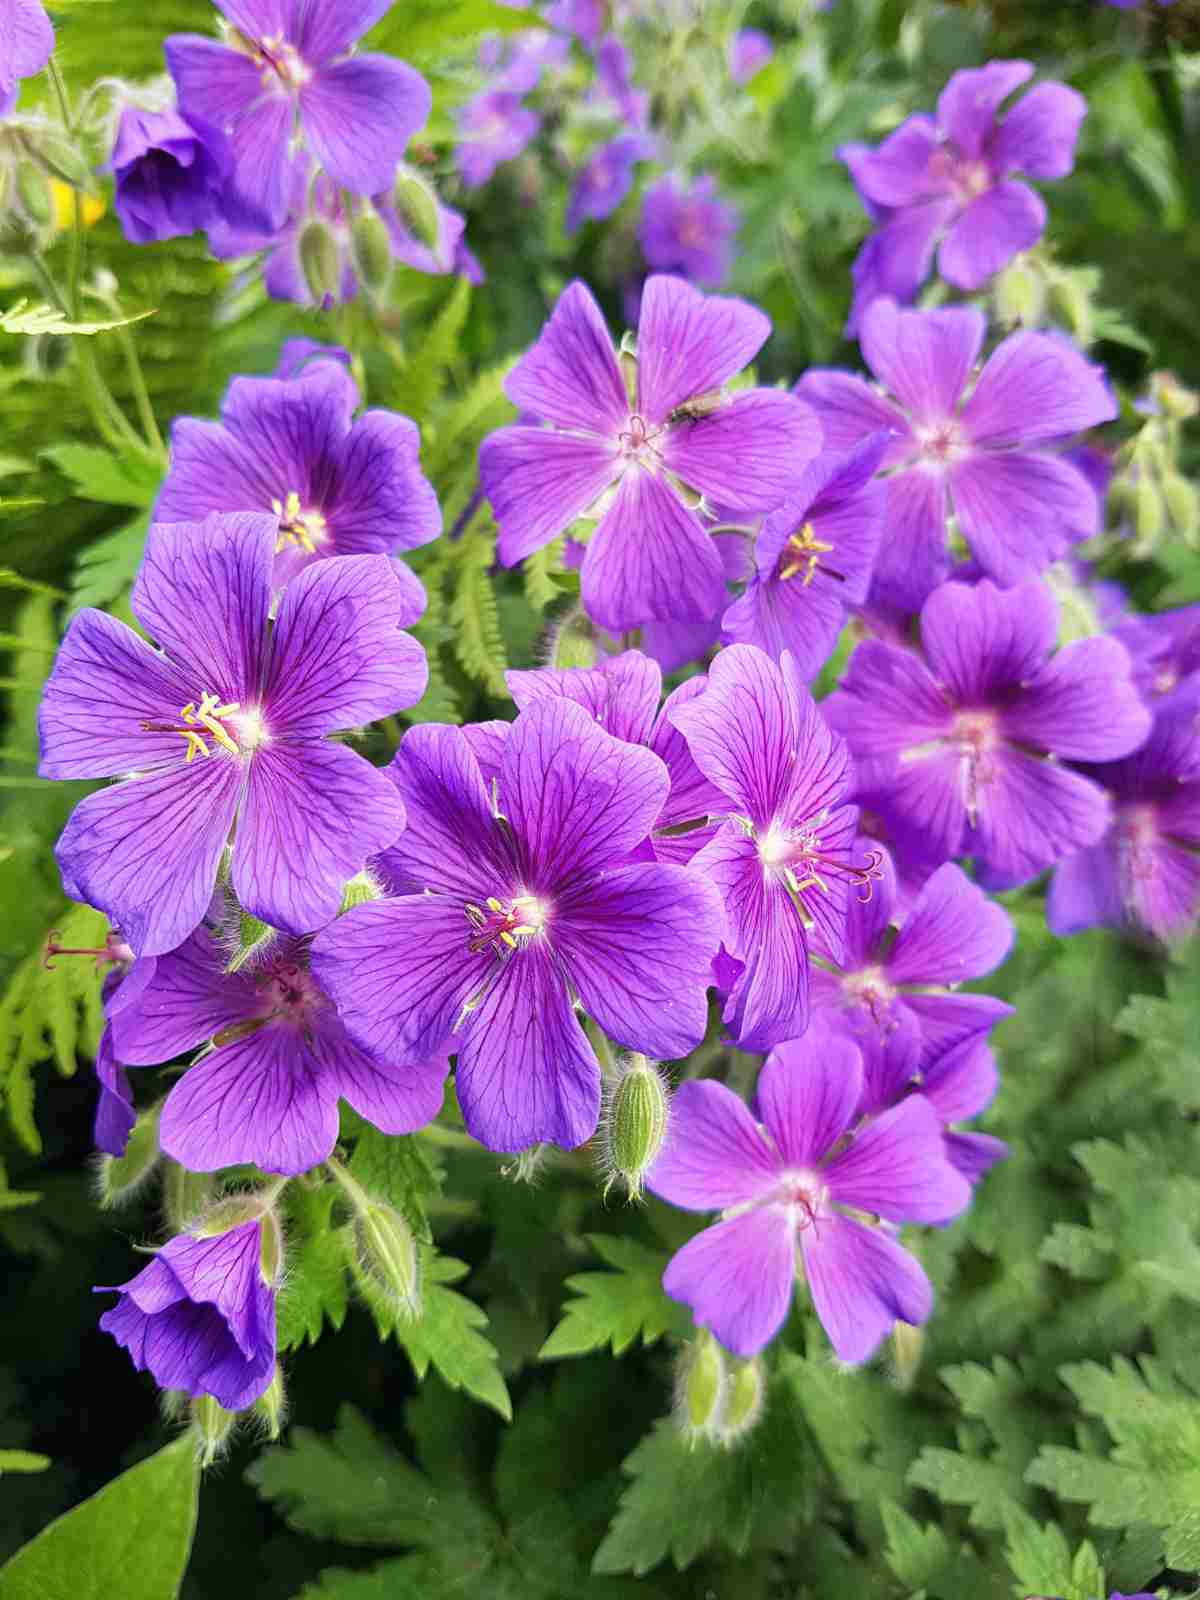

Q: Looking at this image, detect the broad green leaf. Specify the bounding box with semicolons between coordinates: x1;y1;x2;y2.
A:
0;1436;198;1600
42;445;159;507
386;1249;512;1420
540;1236;692;1360
345;1115;443;1235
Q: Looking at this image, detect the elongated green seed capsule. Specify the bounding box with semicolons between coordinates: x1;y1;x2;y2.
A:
298;219;342;305
352;1202;422;1321
190;1394;237;1467
891;1319;924;1391
993;258;1043;329
1134;473;1164;553
675;1333;726;1441
604;1055;671;1202
392;167;442;251
717;1357;765;1445
350;211;394;292
254;1365;287;1441
1163;471;1199;544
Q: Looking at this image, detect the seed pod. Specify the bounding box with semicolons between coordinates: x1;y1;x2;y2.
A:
391;166;442;251
162;1160;215;1233
674;1332;726;1441
350;210;394;292
298;219;342;306
190;1394;237;1468
547;607;599;670
717;1357;765;1445
95;1104;161;1209
1048;268;1091;346
351;1202;422;1321
603;1055;670;1201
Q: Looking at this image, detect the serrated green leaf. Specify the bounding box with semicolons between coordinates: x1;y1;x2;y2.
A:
540;1235;692;1360
0;300;156;337
449;528;508;695
0;1436;198;1600
345;1114;443;1235
880;1500;953;1588
42;444;159;507
67;515;149;614
386;277;471;422
383;1249;512;1420
276;1184;350;1352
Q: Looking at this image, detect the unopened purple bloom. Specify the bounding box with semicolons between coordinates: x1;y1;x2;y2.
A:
566;133;653;232
480;275;821;631
272;338;350;382
166;0;432;230
840;60;1086;331
111;924;449;1174
825;577;1152;889
39;513;426;957
505;648;727;864
797;299;1117;608
311;698;723;1153
456;90;541;188
722;435;889;676
648;1027;971;1358
0;0;53;118
97;1217;276;1409
1048;677;1200;941
108;106;239;245
155;355;439;598
639;175;739;288
669;644;871;1051
728;28;772;85
1112;604;1200;703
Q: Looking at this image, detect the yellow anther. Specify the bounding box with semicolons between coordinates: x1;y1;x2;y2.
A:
486;897;504;912
779;521;836;586
174;692;241;759
273;490;326;554
510;924;537;938
500;931;518;949
183;731;210;763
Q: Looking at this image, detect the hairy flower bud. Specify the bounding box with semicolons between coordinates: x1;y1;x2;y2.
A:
95;1103;161;1209
1151;369;1199;421
1047;266;1092;346
674;1332;726;1442
391;166;441;252
298;219;342;306
1162;471;1199;545
602;1054;671;1201
717;1357;765;1446
891;1319;924;1391
350;1202;422;1321
993;256;1044;329
340;869;384;914
350;210;393;293
226;909;277;973
1133;473;1164;554
190;1393;237;1468
162;1160;215;1233
253;1364;287;1441
547;607;599;670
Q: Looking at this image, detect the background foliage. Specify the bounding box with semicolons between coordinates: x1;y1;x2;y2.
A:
2;1;1200;1596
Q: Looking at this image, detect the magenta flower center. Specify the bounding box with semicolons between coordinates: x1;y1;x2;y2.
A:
618;412;666;469
464;893;547;956
914;418;968;467
842;963;897;1020
260;959;324;1026
951;709;1001;822
930;146;993;207
758;820;884;907
1115;804;1159;884
774;1170;829;1231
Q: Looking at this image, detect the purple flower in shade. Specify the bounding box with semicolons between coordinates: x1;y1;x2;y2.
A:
165;1;432;231
107;106;240;245
0;0;53;118
310;698;723;1154
109;924;449;1175
546;0;603;43
1105;0;1174;7
721;435;889;677
839;60;1086;332
647;1027;971;1359
668;644;876;1052
1048;678;1200;942
505;648;727;865
1112;605;1200;703
566;133;654;232
809;854;1013;1079
38;512;427;958
492;29;569;94
272;337;350;382
97;1217;276;1409
456;90;541;189
154;355;439;600
728;28;773;86
796;299;1117;610
479;275;821;632
593;34;648;128
638;175;739;289
824;577;1153;891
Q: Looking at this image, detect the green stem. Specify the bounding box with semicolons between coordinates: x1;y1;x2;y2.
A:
115;323;165;459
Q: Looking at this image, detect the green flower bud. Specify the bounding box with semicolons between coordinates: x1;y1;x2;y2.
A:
717;1357;765;1445
1133;473;1164;554
1048;268;1092;346
891;1319;924;1391
253;1365;287;1441
1162;471;1199;545
548;607;599;670
674;1332;726;1441
993;257;1044;329
391;166;442;251
162;1160;215;1233
340;869;384;913
95;1104;161;1209
1151;370;1199;421
603;1055;670;1202
298;219;342;306
190;1394;237;1468
227;909;277;973
350;210;394;293
350;1202;422;1321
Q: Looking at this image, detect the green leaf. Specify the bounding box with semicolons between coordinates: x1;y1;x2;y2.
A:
345;1114;443;1235
385;1249;512;1420
368;0;529;65
879;1500;953;1589
276;1184;350;1353
1115;935;1200;1112
539;1235;692;1360
387;277;471;421
1002;1505;1107;1600
42;445;160;507
0;1436;199;1600
523;539;568;612
0;1450;50;1475
68;515;150;614
0;300;156;337
449;528;508;696
592;1370;814;1576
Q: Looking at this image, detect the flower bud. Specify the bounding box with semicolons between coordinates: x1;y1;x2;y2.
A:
1162;471;1199;545
190;1394;237;1467
226;909;277;973
673;1332;726;1442
391;166;442;251
1048;267;1092;346
717;1357;765;1446
891;1319;924;1391
602;1054;670;1201
1133;473;1164;553
1151;369;1199;421
95;1104;161;1208
547;607;599;670
252;1365;287;1441
350;1202;421;1321
340;869;384;913
350;209;393;293
162;1160;215;1232
993;257;1044;329
298;219;342;306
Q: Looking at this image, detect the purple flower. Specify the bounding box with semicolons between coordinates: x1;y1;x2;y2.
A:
566;133;653;232
479;275;821;631
1105;0;1174;7
505;648;727;864
97;1217;276;1409
93;948;160;1156
310;698;723;1153
824;577;1152;890
272;338;350;382
0;0;53;119
638;174;739;289
456;90;541;189
39;512;427;957
110;924;449;1175
1048;677;1200;942
797;299;1117;609
840;60;1086;331
593;34;647;128
546;0;603;43
647;1027;971;1359
721;435;889;676
1112;604;1200;703
107;105;242;245
155;355;439;599
669;644;873;1052
728;28;772;86
165;0;432;230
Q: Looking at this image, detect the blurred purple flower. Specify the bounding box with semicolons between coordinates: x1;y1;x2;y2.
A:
728;28;772;85
566;132;654;232
593;33;648;127
456;89;541;188
639;174;739;288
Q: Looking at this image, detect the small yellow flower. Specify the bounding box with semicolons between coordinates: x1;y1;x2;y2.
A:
49;180;105;231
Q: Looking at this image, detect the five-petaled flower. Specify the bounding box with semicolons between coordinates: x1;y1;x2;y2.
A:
479;275;821;632
39;511;427;956
311;696;723;1153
